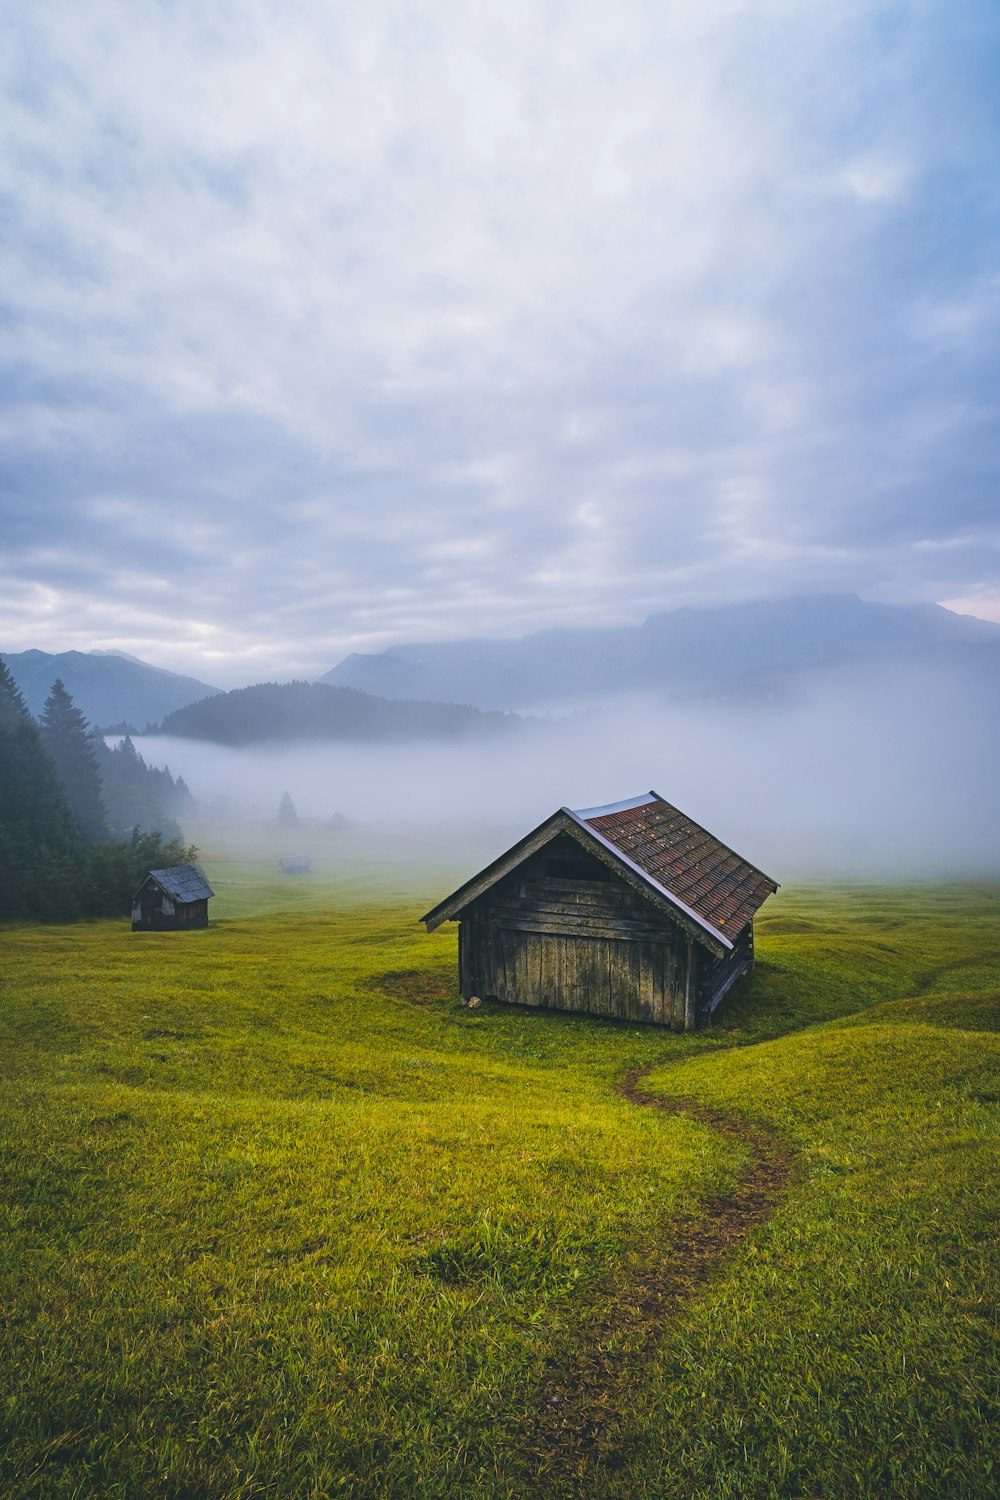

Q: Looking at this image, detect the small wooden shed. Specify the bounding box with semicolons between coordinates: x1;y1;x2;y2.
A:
131;865;214;932
278;855;311;874
421;792;777;1030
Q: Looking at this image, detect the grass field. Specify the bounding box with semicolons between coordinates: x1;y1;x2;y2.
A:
1;825;998;1498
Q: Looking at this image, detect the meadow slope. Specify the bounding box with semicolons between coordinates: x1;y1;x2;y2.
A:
1;834;997;1498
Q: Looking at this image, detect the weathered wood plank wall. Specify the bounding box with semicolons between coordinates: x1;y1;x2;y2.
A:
456;838;706;1028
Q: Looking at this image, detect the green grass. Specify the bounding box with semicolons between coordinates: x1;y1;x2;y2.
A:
1;835;998;1497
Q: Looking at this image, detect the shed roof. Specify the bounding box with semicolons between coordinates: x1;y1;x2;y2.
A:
571;792;777;940
421;792;776;952
141;865;214;903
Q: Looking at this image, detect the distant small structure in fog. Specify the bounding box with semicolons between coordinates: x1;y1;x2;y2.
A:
421;791;777;1031
132;865;213;932
278;855;310;874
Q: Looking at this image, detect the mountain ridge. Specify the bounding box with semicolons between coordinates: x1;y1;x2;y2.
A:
1;649;220;729
319;595;1000;709
6;596;998;726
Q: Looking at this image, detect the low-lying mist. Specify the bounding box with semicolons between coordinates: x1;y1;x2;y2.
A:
135;657;1000;880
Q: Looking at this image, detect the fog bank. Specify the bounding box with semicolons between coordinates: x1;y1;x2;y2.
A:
135;659;1000;879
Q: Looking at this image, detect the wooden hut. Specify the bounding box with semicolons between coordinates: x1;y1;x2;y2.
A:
421;792;777;1030
131;865;214;932
278;855;310;874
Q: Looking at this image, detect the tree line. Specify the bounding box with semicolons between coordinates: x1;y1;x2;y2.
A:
0;660;195;922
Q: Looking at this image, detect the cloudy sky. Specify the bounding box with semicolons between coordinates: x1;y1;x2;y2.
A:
2;0;999;684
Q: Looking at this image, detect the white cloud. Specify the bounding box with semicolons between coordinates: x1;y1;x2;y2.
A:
839;153;913;203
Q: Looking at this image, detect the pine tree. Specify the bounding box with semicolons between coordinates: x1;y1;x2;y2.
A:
173;775;195;815
0;661;82;919
40;680;109;842
277;791;299;827
0;656;30;727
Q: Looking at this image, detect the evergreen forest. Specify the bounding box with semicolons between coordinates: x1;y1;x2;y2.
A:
0;659;194;922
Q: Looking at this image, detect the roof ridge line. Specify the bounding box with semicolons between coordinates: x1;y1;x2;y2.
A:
571;790;658;819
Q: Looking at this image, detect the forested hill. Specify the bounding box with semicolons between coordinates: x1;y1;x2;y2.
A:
155;681;520;744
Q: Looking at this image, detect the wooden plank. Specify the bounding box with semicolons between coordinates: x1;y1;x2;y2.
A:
539;935;549;1009
488;919;501;1000
615;942;628;1019
555;934;564;1011
485;904;672;942
642;941;655;1019
519;932;535;1006
684;939;696;1031
498;924;512;1002
632;941;647;1023
561;936;578;1014
458;921;469;999
496;896;667;929
627;941;642;1021
601;939;612;1017
670;945;683;1030
639;942;652;1022
650;942;666;1025
521;883;659;916
521;881;623;907
588;938;601;1017
539;931;554;1008
506;928;522;1003
666;944;677;1027
490;917;670;945
618;941;634;1020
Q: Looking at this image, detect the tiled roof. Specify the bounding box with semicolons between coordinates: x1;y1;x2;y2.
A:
147;865;214;902
573;792;776;939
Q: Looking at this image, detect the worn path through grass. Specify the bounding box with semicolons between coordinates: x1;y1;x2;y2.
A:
526;1062;795;1490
